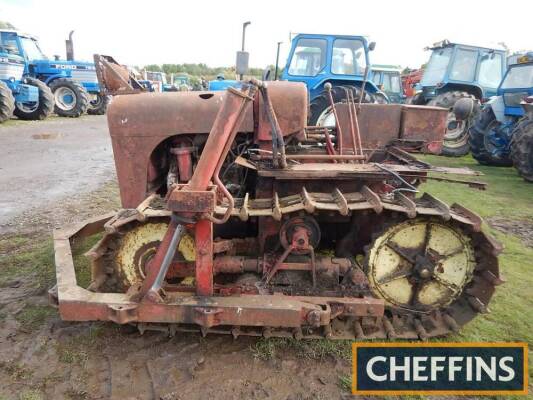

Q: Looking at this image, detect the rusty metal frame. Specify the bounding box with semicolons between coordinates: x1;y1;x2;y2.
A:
53;214;384;328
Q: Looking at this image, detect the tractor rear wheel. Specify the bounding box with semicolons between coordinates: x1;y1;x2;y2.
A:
0;81;15;123
469;107;513;166
510;117;533;182
309;85;372;126
13;77;54;121
428;91;478;157
87;93;110;115
406;93;426;105
49;78;89;117
372;92;389;104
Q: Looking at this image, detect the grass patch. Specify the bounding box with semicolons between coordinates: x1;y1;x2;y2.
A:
418;154;533;381
338;374;351;392
251;338;351;361
15;305;56;331
18;390;43;400
0;235;54;291
0;231;103;292
71;233;103;288
56;324;108;366
0;360;33;381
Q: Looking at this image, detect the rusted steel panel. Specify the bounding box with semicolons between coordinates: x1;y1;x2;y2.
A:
336;104;402;149
107;91;254;138
167;188;216;213
400;105;448;153
256;81;308;142
195;219;214;296
109;83;306;209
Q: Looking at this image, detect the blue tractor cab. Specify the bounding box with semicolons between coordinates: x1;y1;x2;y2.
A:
411;40;507;156
370;64;405;103
468;53;533;175
0;30;54;122
208;74;239;91
280;33;383;126
0;29;108;118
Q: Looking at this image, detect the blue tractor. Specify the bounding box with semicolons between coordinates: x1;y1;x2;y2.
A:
280;34;384;126
468;53;533;179
370;64;405;103
0;31;54;122
208;74;239;91
409;40;507;156
0;29;108;118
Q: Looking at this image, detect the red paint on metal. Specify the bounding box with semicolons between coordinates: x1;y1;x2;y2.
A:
195;219;214;296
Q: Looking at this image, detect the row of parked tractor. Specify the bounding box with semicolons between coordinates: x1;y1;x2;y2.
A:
1;29;532;180
273;35;533;182
0;29;109;121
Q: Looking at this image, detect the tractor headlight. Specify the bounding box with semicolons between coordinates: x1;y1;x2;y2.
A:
504;92;529;107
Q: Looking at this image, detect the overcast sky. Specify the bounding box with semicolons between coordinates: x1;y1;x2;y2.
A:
1;0;531;70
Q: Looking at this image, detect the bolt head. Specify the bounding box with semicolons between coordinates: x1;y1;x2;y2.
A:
419;268;431;278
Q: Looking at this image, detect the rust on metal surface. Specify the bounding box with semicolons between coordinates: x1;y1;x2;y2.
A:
52;78;501;341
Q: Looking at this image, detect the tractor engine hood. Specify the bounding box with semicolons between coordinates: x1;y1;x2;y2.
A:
32;59;96;72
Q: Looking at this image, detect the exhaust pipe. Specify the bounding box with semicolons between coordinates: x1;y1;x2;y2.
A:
65;30;74;61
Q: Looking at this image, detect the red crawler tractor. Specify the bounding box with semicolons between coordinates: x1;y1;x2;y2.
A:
50;57;502;340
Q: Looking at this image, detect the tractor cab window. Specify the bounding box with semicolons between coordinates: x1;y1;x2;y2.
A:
501;64;533;89
390;74;401;93
332;38;366;75
382;73;392;91
288;38;327;76
421;47;452;86
372;71;382;85
146;71;167;84
20;37;46;60
0;32;21;56
449;48;477;82
478;52;503;88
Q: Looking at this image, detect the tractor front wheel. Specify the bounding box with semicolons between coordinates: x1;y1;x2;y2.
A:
428;91;478;157
13;77;54;121
49;78;89;117
0;81;15;123
309;85;372;126
469;107;513;166
510;117;533;182
87;93;110;115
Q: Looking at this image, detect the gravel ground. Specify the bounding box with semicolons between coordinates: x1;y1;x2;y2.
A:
0;115;115;233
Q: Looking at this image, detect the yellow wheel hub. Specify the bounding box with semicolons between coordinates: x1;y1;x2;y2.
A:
366;218;475;312
115;221;194;287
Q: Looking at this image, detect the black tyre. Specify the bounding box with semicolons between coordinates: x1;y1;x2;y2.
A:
48;78;89;117
406;92;426;105
510;116;533;182
13;77;54;121
428;91;478;157
87;93;110;115
0;81;15;123
372;92;389;104
309;85;373;126
468;107;513;166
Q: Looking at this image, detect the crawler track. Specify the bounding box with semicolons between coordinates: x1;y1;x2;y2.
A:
89;188;502;340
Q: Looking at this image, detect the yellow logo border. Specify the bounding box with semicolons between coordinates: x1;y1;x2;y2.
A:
352;342;529;395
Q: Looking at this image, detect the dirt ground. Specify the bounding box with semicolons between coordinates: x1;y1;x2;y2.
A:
0;117;352;400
